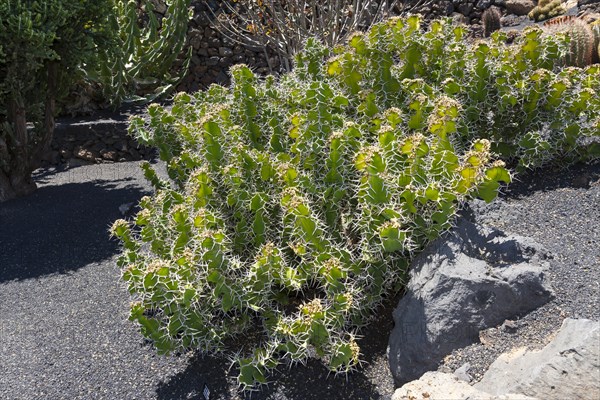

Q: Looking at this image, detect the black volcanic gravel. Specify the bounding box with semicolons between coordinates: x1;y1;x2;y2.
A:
438;161;600;382
1;156;598;399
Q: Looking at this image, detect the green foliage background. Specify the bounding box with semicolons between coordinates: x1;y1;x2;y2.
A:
0;0;114;196
0;0;114;107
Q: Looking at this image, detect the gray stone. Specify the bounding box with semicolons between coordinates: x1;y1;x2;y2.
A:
233;45;244;55
219;47;233;57
114;140;128;152
191;55;202;66
453;362;473;383
128;148;140;160
59;149;72;159
391;371;537;400
387;218;554;385
75;146;99;162
222;36;236;47
458;2;474;15
501;319;519;333
190;37;202;51
477;0;494;9
505;0;536;15
148;0;167;15
208;37;221;48
451;12;469;25
206;56;220;66
193;65;208;75
193;13;211;27
203;27;216;38
100;150;118;162
476;318;600;400
214;71;229;85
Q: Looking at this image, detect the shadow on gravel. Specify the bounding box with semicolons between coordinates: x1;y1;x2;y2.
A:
156;347;386;400
0;178;149;283
156;298;399;400
503;162;600;198
155;353;233;400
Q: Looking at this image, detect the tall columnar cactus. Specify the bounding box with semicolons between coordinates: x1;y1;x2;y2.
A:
482;6;502;38
529;0;566;22
543;16;596;67
114;16;599;391
591;21;600;63
94;0;193;105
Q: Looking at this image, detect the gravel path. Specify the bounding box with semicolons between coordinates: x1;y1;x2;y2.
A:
1;158;598;399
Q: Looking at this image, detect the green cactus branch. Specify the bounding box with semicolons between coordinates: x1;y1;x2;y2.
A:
113;15;600;391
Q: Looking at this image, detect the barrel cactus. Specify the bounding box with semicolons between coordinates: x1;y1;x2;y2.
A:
543;16;595;67
591;20;600;63
482;6;502;38
529;0;566;22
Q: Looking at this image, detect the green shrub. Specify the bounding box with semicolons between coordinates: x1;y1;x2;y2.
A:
113;16;599;390
91;0;193;105
0;0;114;201
325;19;599;169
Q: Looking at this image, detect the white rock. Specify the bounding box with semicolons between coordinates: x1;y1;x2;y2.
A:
476;318;600;400
392;371;537;400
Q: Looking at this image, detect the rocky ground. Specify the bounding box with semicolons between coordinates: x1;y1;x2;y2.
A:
40;106;154;168
438;162;600;382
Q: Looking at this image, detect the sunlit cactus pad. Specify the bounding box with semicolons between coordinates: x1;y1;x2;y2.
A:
112;16;599;390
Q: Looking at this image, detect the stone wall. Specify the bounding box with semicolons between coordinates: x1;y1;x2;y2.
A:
174;0;600;91
117;1;600;93
172;0;513;92
175;0;280;92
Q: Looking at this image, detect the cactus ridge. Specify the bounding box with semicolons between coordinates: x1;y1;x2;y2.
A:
542;16;596;67
114;16;600;391
482;6;502;38
591;21;600;63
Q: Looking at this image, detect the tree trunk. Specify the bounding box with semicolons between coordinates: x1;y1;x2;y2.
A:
32;61;58;167
0;170;18;202
0;61;58;202
0;95;37;202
